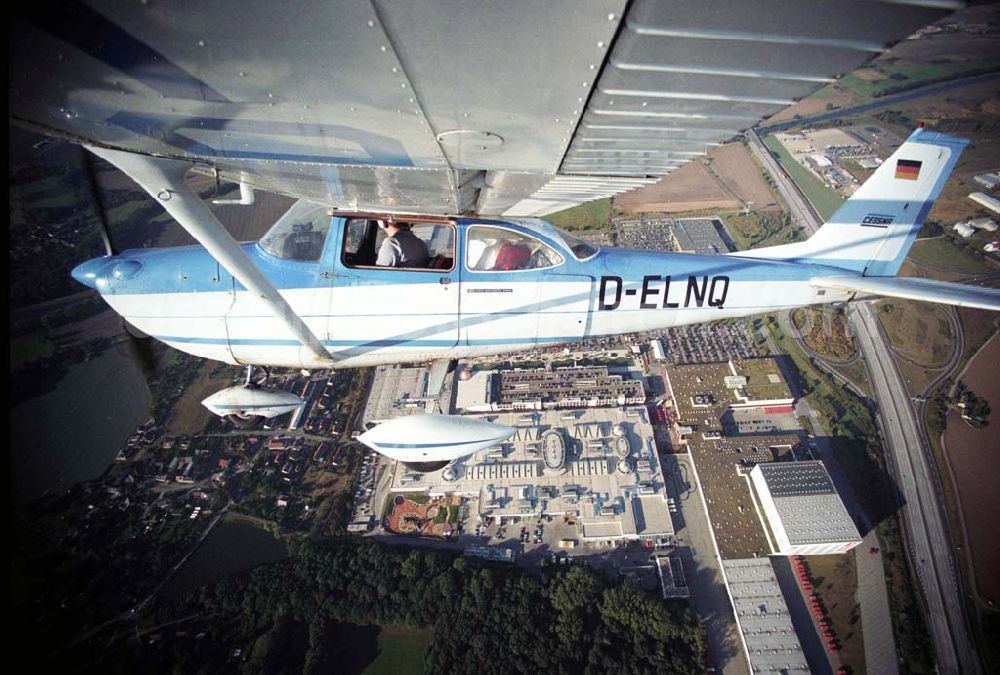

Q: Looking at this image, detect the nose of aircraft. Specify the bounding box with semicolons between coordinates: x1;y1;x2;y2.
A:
70;256;113;290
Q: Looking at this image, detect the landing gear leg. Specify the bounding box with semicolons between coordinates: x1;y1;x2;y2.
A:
243;365;271;388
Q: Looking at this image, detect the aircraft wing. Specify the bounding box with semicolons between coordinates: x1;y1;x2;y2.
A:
10;1;957;216
811;276;1000;312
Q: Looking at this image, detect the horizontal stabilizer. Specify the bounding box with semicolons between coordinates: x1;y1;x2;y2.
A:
811;276;1000;311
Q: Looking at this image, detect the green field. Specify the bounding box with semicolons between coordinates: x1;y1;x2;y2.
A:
163;517;288;599
762;136;845;220
909;237;996;275
840;62;1000;99
363;625;431;675
544;198;613;231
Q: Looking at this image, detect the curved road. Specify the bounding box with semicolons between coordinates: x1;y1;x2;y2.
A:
750;125;981;672
851;302;979;675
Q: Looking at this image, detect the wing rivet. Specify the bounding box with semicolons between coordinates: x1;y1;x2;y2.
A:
597;41;605;49
367;20;375;28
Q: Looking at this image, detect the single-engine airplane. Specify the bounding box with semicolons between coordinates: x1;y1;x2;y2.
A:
70;129;999;374
11;1;1000;451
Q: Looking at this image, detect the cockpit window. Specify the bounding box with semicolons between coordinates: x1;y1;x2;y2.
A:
467;226;563;272
259;200;331;261
554;227;599;260
341;218;455;271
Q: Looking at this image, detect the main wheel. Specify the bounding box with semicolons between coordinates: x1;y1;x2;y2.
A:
226;413;264;429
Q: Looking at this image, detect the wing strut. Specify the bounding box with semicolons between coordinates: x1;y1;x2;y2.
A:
86;146;332;362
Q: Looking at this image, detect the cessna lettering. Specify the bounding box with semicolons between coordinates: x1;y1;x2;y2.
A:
598;275;730;311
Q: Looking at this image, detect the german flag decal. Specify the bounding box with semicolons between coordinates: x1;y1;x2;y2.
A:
895;159;922;181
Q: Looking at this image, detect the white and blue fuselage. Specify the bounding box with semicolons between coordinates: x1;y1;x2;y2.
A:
71;129;997;370
72;216;852;369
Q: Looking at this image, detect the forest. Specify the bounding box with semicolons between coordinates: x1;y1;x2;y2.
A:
58;539;705;674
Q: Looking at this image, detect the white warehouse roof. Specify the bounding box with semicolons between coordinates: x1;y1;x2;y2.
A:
751;461;861;555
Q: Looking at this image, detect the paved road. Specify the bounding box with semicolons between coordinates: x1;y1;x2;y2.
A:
758;71;1000;136
750;131;982;672
664;454;749;675
856;529;900;675
746;129;821;234
851;302;980;674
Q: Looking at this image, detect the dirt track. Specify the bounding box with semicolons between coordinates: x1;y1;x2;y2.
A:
615;159;738;213
943;334;1000;603
708;143;781;212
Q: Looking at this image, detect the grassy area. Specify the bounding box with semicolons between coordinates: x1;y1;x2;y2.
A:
165;361;243;435
875;299;954;368
765;316;936;672
162;517;289;600
804;555;865;674
831;360;872;398
767;317;872;441
722;211;800;251
908;237;997;275
544;198;613;231
363;625;431;675
791;307;857;361
921;310;999;671
839;61;1000;99
875;514;936;674
762;136;845;220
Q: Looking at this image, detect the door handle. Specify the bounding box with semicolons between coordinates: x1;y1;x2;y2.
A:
439;276;452;286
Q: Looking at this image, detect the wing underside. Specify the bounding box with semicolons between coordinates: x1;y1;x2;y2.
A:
10;0;956;216
812;276;1000;312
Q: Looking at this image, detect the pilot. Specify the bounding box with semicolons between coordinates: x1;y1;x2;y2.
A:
376;220;429;268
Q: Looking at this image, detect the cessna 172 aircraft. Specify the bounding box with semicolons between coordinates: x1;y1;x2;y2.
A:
10;1;1000;438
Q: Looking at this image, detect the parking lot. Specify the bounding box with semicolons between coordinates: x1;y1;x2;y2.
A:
648;323;760;365
346;448;384;531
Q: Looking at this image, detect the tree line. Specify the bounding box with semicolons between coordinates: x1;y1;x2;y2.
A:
85;539;705;674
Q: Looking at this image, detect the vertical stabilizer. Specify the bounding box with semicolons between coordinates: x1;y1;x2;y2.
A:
736;128;968;276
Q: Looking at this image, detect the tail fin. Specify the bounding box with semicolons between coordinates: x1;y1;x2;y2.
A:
737;128;969;276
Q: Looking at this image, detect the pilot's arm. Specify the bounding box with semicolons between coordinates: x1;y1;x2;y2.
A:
376;237;401;267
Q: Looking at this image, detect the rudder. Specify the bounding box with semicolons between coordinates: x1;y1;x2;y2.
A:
738;128;968;276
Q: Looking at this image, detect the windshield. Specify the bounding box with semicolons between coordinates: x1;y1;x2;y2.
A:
553;227;599;260
258;200;331;261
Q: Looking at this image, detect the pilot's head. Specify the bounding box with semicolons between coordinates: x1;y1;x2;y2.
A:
379;220;410;236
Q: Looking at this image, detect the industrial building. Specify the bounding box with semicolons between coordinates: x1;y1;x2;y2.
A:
973;171;1000;190
650;338;666;361
672;218;735;255
382;407;675;547
363;365;436;423
750;462;861;556
970;192;1000;215
456;366;645;412
723;558;810;673
666;358;794;428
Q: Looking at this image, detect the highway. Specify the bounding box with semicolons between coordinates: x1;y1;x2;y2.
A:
757;71;1000;136
746;130;822;234
851;303;979;674
749;129;981;673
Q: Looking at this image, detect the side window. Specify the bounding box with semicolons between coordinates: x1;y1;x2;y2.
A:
258;201;331;262
341;219;455;271
467;226;564;272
